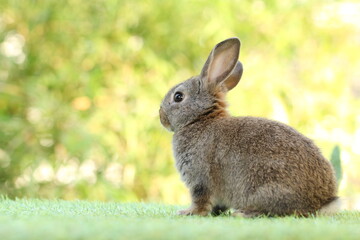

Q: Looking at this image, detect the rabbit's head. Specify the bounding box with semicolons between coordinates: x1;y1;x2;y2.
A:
159;38;243;132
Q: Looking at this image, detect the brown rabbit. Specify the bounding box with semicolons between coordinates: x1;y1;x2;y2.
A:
159;37;338;217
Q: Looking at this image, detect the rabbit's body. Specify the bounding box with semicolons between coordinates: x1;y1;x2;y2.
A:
174;115;337;216
160;38;338;217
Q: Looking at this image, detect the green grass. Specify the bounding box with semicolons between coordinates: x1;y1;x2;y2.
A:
0;198;359;240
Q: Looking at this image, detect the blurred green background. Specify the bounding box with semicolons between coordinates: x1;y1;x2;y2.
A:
0;0;359;205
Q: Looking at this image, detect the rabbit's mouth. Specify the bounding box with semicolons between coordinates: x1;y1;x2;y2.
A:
159;107;173;131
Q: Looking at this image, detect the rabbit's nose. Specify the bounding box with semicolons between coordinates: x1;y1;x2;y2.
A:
159;107;172;131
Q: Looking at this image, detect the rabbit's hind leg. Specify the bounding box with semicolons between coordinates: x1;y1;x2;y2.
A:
239;183;308;217
232;209;263;218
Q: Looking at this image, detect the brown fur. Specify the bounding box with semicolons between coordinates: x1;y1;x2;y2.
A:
159;38;338;217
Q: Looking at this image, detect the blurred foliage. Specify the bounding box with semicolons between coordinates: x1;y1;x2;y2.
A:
0;0;359;203
330;145;342;185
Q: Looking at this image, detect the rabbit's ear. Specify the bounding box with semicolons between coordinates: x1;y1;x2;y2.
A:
223;61;243;91
200;38;240;89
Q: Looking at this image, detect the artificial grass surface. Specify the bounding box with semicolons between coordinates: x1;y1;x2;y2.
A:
0;197;359;240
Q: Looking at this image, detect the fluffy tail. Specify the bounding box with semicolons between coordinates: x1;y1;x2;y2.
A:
318;197;341;216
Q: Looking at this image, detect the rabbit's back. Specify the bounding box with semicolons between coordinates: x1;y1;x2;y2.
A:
211;116;337;215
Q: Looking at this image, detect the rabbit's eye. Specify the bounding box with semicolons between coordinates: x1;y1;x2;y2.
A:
174;92;184;102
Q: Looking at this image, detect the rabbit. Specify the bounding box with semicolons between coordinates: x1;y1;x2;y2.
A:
159;37;338;217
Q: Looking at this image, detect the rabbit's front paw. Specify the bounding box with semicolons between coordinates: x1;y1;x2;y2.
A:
178;208;208;216
178;208;193;216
